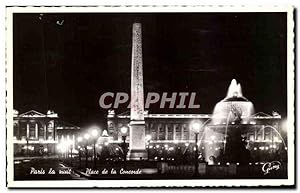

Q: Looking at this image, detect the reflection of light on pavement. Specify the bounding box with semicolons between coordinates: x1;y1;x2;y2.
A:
14;161;21;164
57;136;74;153
23;159;30;162
59;163;69;168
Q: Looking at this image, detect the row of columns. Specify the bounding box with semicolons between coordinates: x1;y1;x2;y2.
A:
148;123;190;141
25;123;41;139
149;124;280;142
15;120;56;141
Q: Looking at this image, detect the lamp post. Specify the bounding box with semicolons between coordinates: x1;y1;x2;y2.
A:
77;136;83;168
84;133;90;168
145;134;152;161
91;128;99;169
120;126;128;168
69;140;73;166
26;137;29;157
192;122;201;177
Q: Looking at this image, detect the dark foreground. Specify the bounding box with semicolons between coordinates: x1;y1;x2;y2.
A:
14;157;287;180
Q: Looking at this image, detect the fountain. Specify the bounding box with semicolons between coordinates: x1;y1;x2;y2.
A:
212;79;254;124
200;79;255;164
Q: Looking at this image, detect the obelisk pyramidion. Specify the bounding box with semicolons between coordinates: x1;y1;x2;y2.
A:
128;23;147;160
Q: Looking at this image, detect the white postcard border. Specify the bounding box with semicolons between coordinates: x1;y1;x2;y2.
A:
6;5;295;188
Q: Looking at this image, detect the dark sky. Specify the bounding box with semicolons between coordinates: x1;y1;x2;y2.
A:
13;13;287;127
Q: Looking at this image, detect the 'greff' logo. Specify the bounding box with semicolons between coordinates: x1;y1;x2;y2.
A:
262;161;281;175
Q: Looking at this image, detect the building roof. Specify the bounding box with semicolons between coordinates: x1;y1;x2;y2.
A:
14;109;80;129
56;120;80;130
16;110;47;117
16;110;59;118
113;111;281;120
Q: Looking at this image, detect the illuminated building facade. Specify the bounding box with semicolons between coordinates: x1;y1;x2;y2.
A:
13;109;80;156
107;110;286;163
106;78;287;163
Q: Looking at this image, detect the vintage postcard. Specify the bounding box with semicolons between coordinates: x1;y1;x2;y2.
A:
6;5;295;188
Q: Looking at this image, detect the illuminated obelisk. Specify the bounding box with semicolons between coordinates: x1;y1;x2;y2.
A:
127;23;147;160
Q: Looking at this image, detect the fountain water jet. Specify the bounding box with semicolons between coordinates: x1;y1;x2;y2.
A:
205;79;255;164
256;125;287;148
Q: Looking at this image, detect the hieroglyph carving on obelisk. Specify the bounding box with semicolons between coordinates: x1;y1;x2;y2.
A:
128;23;147;160
131;23;145;121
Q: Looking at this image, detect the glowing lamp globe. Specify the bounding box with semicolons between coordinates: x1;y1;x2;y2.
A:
77;136;83;142
91;129;98;137
192;122;201;133
120;126;128;135
84;133;90;140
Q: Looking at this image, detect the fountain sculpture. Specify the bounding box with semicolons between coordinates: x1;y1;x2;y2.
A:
202;79;255;164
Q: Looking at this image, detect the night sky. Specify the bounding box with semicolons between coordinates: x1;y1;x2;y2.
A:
13;13;287;128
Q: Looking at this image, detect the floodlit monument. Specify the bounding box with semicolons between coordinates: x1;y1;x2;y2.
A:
107;78;285;164
208;79;256;163
106;27;286;164
127;23;148;160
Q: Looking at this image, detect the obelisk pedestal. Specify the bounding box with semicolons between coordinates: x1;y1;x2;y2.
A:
127;23;147;160
128;121;147;160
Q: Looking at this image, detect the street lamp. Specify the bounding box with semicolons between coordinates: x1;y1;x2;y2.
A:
92;129;98;137
68;139;73;166
192;122;201;177
26;137;29;157
84;133;90;140
91;128;99;169
145;134;152;160
77;136;83;168
120;126;128;167
84;133;90;168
